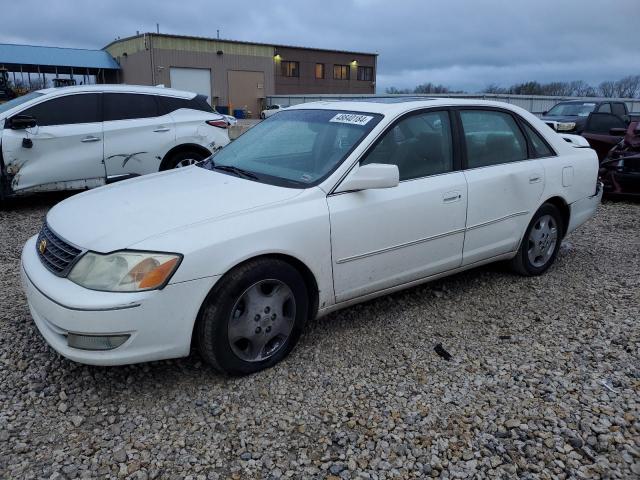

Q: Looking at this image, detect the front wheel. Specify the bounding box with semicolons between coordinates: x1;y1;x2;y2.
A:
510;204;563;276
196;258;308;375
162;150;208;170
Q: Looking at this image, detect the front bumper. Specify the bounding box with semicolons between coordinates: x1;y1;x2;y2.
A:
566;182;603;235
21;235;218;366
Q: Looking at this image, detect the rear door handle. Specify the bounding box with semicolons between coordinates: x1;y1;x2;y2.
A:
153;127;171;133
443;191;462;203
529;175;542;184
81;136;101;143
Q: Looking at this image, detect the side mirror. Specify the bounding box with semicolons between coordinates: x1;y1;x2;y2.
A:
335;163;399;193
8;115;37;130
609;127;627;136
542;110;548;116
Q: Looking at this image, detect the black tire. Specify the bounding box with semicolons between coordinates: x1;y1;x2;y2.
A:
510;203;564;276
161;149;208;170
196;258;308;376
260;112;265;119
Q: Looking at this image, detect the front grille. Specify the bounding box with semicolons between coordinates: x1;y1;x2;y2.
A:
36;223;82;276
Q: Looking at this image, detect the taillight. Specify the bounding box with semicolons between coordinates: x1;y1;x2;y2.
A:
206;119;228;129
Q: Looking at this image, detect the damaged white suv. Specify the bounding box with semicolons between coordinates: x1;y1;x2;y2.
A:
0;85;229;200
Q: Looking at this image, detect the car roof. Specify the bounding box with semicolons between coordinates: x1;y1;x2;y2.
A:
285;98;529;116
35;84;196;99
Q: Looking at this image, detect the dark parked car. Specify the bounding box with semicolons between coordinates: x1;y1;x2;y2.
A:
582;113;640;197
541;100;629;134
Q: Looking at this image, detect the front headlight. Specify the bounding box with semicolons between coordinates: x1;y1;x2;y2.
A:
68;251;181;292
556;122;576;131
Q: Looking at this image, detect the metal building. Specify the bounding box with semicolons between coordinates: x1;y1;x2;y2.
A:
0;43;120;89
104;33;377;118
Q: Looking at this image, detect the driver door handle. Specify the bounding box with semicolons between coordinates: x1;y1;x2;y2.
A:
81;136;101;143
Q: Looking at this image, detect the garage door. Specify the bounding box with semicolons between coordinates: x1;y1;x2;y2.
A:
169;67;212;103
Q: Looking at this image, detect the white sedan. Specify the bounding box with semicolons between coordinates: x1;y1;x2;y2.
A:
21;99;602;375
260;104;285;119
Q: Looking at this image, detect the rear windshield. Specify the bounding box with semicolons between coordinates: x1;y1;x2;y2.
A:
201;109;382;188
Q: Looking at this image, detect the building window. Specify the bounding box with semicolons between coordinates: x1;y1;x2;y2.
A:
357;66;374;81
281;61;299;77
333;64;350;80
315;63;325;79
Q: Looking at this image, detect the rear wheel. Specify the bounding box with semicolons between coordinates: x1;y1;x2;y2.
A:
196;258;308;375
510;204;563;276
162;149;208;170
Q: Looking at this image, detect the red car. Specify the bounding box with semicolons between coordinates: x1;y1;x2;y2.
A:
582;113;640;198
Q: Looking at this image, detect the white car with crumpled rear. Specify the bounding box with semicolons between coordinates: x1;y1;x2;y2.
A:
21;98;602;375
0;84;229;200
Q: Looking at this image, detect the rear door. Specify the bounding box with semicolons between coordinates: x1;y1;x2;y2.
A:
458;108;545;265
1;93;104;192
582;112;627;160
102;93;176;179
328;109;468;302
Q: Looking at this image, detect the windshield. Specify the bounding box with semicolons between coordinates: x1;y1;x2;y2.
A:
0;91;44;115
546;102;596;117
200;109;382;187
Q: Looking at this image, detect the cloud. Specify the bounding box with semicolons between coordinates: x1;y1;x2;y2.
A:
1;0;638;92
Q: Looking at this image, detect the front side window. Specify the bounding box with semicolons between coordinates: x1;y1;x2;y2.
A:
333;65;350;80
598;103;611;114
281;61;299;78
357;66;374;81
460;110;527;168
103;93;159;121
362;110;453;181
20;94;101;126
315;63;325;79
201;109;382;187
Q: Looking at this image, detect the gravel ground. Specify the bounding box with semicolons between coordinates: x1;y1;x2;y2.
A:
1;195;639;479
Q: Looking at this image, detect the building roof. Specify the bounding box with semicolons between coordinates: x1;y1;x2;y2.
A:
104;32;378;57
0;43;120;69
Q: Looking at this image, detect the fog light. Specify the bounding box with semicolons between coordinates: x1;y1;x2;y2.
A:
67;333;130;351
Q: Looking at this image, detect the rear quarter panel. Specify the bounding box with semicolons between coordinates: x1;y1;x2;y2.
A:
170;110;230;151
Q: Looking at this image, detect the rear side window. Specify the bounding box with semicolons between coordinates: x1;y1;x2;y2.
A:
104;93;159;121
21;94;101;126
158;94;213;115
362;110;453;180
460;110;527;168
522;122;554;158
611;103;626;118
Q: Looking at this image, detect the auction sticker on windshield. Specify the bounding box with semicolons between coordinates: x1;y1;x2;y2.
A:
329;113;373;126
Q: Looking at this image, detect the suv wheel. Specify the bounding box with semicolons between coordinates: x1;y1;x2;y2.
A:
196;258;308;375
163;150;208;170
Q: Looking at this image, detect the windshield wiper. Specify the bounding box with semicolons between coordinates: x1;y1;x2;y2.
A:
212;164;259;180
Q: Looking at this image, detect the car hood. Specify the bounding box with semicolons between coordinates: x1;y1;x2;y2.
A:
46;167;303;252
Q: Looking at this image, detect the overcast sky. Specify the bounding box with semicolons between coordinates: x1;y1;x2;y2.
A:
1;0;638;92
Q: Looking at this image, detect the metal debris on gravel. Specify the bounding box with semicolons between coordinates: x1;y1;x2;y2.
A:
1;194;639;479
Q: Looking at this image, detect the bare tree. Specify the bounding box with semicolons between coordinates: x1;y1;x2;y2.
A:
598;81;616;97
483;83;507;94
613;75;640;98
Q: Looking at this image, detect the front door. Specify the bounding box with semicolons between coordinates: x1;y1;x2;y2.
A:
328;110;467;302
102;92;176;178
1;93;104;192
581;112;627;160
458;109;544;265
